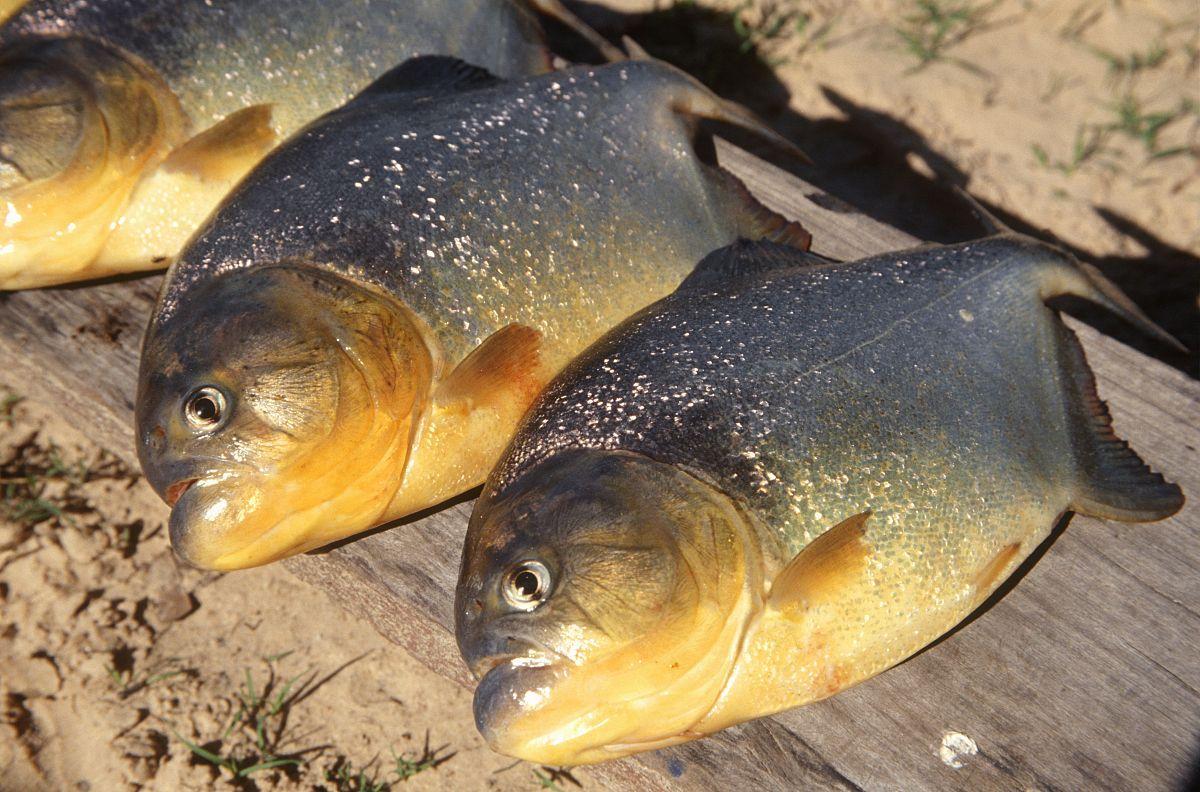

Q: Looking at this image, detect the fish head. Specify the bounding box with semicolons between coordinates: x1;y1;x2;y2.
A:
0;37;184;287
136;265;432;570
456;449;762;765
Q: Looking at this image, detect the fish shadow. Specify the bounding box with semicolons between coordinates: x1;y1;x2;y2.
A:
560;1;1198;376
304;484;482;556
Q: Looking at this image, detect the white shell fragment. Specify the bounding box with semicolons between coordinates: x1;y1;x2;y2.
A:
940;730;979;769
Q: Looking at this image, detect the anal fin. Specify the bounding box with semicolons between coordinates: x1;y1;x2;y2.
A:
972;542;1021;602
680;238;834;292
769;510;872;615
162;105;276;182
1055;322;1184;522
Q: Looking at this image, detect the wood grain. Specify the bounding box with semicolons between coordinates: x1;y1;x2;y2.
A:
1;139;1195;792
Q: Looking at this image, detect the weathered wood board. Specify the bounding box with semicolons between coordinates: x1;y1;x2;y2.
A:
0;139;1196;791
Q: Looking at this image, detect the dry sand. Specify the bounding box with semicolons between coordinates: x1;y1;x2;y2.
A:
3;1;1197;791
0;392;575;791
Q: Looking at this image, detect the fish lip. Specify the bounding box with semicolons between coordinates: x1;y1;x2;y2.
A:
469;636;560;681
164;478;198;507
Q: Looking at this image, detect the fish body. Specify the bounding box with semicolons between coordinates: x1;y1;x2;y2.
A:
0;0;553;288
136;56;808;570
455;235;1184;765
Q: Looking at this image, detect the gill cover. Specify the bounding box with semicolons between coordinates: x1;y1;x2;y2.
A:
137;266;432;569
457;450;765;765
0;37;185;288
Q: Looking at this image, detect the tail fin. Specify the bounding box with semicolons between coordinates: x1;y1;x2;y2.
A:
1051;321;1183;522
1037;248;1186;353
621;36;810;166
527;0;627;62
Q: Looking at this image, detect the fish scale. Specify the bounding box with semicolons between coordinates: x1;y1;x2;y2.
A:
156;60;787;371
3;0;549;128
136;56;808;571
456;234;1182;765
0;0;555;288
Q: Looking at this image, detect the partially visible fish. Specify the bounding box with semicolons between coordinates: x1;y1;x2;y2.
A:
0;0;591;289
135;56;810;570
455;234;1184;765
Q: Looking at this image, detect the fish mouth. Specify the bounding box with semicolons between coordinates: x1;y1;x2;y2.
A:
470;650;554;681
164;478;198;507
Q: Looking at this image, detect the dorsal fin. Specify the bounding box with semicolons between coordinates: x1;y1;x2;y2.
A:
357;56;502;99
679;240;838;292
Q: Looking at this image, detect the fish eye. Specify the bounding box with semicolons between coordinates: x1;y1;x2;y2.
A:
183;386;227;432
503;560;551;610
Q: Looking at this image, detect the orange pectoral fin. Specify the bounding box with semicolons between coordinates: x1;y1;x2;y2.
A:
768;510;873;616
434;323;545;413
161;104;277;182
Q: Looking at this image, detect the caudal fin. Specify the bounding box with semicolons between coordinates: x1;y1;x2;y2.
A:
527;0;627;62
620;36;811;166
1051;321;1183;522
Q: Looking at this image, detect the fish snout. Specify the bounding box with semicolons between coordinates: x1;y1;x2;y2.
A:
165;476;246;571
471;658;559;761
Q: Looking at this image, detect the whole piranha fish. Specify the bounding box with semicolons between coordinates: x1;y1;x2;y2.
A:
455;234;1185;765
0;0;616;289
135;55;811;571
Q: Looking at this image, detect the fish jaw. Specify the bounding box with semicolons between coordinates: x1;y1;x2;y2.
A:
0;37;185;288
165;405;419;571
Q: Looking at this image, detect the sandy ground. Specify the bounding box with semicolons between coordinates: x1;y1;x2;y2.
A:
2;2;1198;791
0;390;581;791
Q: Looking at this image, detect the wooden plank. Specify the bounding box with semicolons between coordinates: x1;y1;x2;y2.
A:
1;140;1196;791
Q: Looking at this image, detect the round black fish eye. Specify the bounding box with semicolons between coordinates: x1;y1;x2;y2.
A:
184;386;227;431
503;560;551;610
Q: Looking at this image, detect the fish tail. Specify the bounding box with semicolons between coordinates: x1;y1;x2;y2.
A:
1035;250;1185;520
525;0;627;62
622;43;809;166
1037;252;1186;353
1049;320;1184;522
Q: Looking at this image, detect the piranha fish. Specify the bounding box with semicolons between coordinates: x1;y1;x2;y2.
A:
455;234;1185;765
0;0;614;289
135;55;811;571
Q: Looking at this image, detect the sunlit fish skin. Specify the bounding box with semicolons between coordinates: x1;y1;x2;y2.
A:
0;0;554;289
135;56;810;571
456;235;1185;765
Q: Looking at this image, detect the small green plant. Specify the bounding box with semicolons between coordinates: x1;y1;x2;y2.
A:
0;439;125;529
105;659;188;699
532;768;564;791
390;732;452;782
1087;40;1168;80
327;759;388;792
896;0;1002;74
531;766;580;791
1031;124;1113;174
172;655;319;782
730;0;802;61
0;392;21;426
174;730;300;780
1104;94;1193;158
